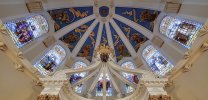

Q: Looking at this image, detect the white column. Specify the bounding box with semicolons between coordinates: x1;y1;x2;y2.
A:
72;19;99;57
109;19;137;57
103;64;107;100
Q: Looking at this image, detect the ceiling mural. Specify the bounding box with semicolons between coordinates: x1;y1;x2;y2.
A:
115;7;160;32
114;18;149;52
110;23;131;61
55;5;161;62
77;23;100;62
48;7;93;31
59;19;94;52
100;25;109;46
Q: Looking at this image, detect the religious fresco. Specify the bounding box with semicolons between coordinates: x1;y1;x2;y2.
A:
114;19;148;52
110;23;131;61
48;7;93;31
115;7;160;32
100;25;109;46
77;23;99;62
59;19;94;52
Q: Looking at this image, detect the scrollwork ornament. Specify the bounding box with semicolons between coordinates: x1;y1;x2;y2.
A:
184;50;192;59
15;63;24;72
17;51;24;59
198;23;208;37
0;24;8;35
0;41;7;51
201;42;208;52
183;64;192;72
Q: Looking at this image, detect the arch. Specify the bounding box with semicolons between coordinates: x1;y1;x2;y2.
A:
70;61;87;93
142;45;174;76
34;45;66;76
4;15;48;48
121;61;137;93
160;16;203;48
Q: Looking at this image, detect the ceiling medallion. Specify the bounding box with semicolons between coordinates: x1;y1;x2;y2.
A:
95;44;114;62
94;0;114;22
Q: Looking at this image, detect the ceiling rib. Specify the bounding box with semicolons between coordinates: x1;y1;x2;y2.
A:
72;19;99;57
113;14;153;40
54;14;96;40
109;18;137;57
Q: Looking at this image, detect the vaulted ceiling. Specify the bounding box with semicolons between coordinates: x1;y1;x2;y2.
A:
48;6;160;62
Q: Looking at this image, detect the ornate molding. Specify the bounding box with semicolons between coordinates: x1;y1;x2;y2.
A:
183;64;192;72
198;22;208;37
0;24;8;35
37;94;60;100
33;80;43;86
17;51;24;59
165;80;174;87
149;95;171;100
201;41;208;52
184;50;191;59
0;41;7;51
15;63;24;72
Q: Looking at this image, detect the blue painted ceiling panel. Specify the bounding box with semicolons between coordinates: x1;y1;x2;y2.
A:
115;7;160;32
48;7;93;31
77;23;100;62
59;19;95;52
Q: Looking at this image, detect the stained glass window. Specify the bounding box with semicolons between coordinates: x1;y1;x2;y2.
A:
69;61;87;93
142;45;174;76
121;61;137;93
34;45;66;76
160;16;203;48
4;15;48;48
96;73;112;96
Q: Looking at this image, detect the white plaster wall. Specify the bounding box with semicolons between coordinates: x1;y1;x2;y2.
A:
0;51;42;100
166;50;208;100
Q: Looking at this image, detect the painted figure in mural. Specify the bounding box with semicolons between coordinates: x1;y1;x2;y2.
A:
89;31;96;47
113;34;120;46
131;33;148;50
140;10;159;29
61;33;80;49
78;45;91;58
16;21;35;43
117;44;129;57
69;8;88;18
101;37;108;46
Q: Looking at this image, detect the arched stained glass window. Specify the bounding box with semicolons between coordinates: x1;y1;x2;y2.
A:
160;16;203;48
96;73;112;96
4;15;48;48
34;45;66;75
121;61;137;93
142;45;174;76
70;61;87;93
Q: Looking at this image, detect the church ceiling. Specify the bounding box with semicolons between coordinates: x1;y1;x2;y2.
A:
114;18;149;52
59;19;94;52
49;6;160;62
115;7;160;32
48;7;93;31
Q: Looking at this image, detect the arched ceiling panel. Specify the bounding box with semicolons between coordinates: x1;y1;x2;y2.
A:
113;18;149;52
77;23;100;62
110;23;131;62
59;19;94;52
115;7;160;32
48;6;93;31
100;25;109;46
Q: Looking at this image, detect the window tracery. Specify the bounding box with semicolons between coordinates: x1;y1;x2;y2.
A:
121;61;137;93
4;15;48;48
34;45;66;75
142;45;174;76
69;61;87;93
96;73;112;96
160;16;202;48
